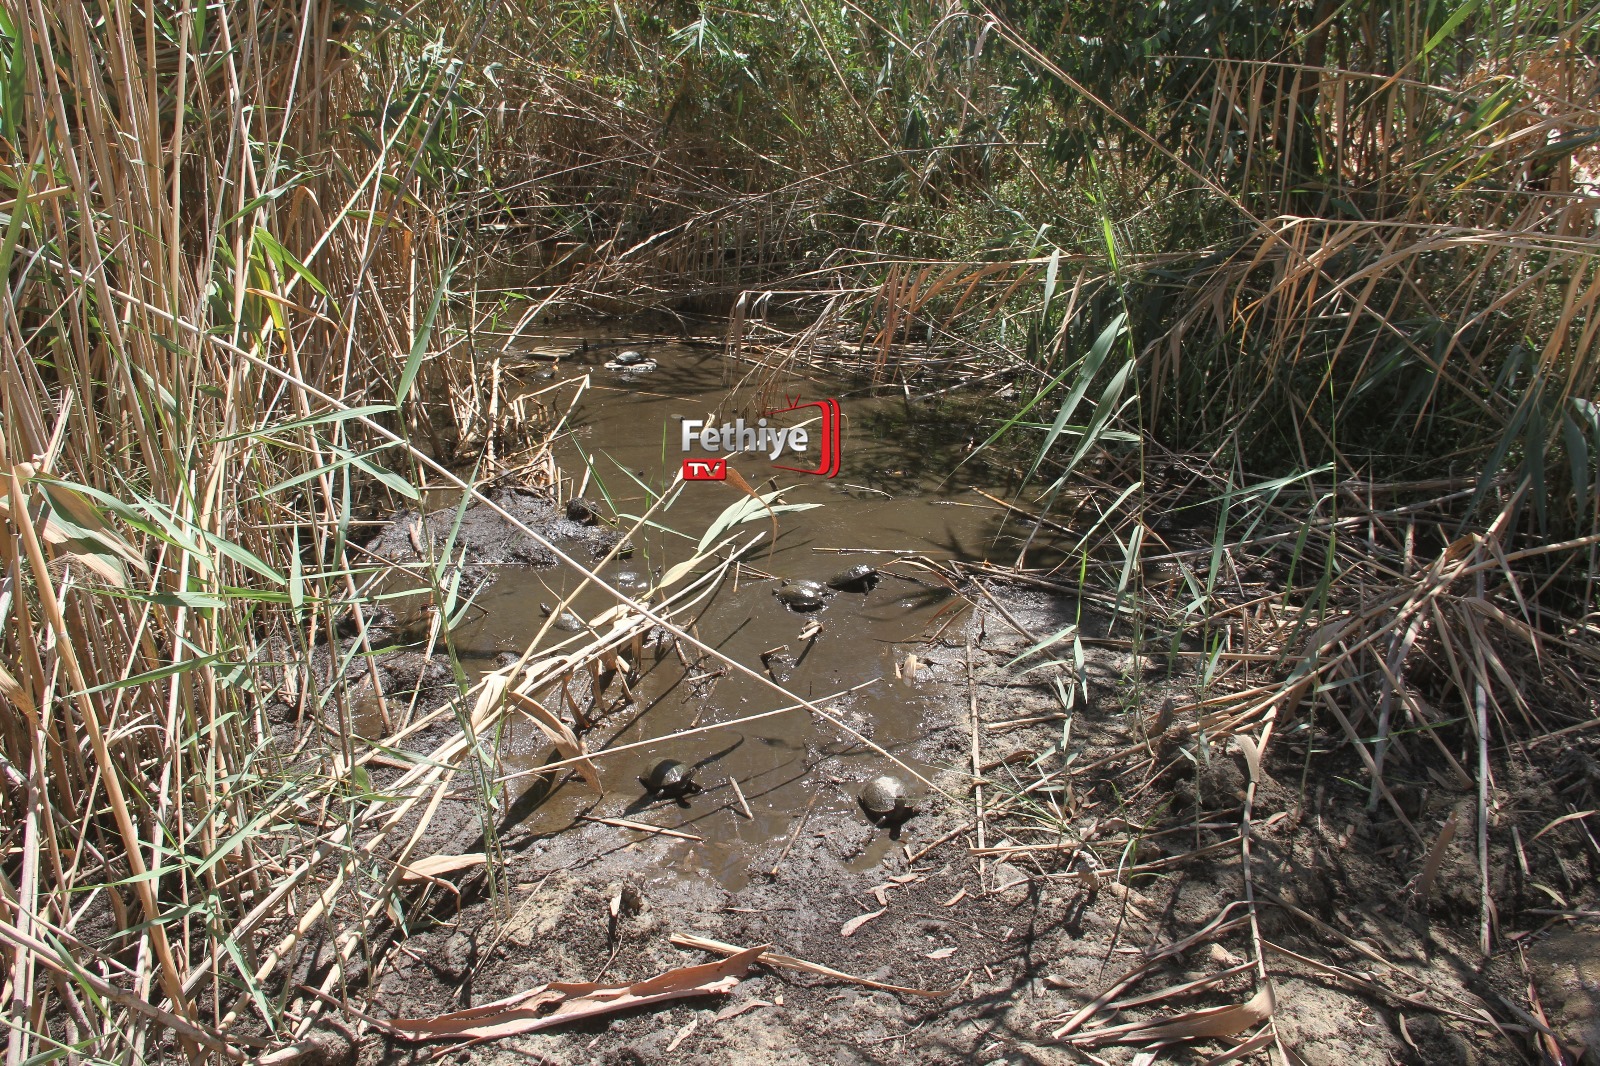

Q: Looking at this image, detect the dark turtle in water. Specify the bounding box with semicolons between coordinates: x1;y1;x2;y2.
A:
612;349;647;366
565;497;601;525
826;564;880;593
540;602;585;632
639;759;702;806
773;579;829;612
859;775;918;838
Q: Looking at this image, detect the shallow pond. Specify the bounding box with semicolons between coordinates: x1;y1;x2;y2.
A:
424;330;1043;885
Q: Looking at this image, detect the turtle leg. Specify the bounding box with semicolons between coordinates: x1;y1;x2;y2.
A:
637;777;655;794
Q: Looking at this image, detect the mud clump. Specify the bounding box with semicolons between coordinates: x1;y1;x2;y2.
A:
363;488;621;591
1528;925;1600;1063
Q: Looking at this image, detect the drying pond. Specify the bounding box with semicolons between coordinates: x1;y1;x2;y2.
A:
369;329;1034;885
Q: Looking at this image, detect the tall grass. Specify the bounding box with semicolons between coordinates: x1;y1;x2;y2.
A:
0;0;488;1057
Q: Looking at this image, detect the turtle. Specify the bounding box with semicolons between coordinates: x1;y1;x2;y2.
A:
540;602;585;632
826;564;881;593
565;497;601;525
605;351;657;373
773;579;829;612
639;759;702;806
859;775;918;839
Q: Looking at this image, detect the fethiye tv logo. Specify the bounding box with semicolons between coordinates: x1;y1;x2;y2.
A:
680;396;841;480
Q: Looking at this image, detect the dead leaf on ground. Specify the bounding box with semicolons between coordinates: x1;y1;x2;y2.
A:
1067;986;1275;1047
925;946;957;960
714;999;773;1022
840;908;887;936
665;1017;697;1052
386;945;766;1042
672;932;947;999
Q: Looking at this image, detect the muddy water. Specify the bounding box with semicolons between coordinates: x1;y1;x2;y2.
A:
449;333;1031;887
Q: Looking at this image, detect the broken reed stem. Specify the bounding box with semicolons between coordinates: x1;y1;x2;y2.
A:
767;790;821;878
580;815;703;842
905;820;977;864
967;632;987;892
1234;729;1288;1065
727;777;754;820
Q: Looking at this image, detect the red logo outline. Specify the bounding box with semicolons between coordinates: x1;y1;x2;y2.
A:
765;396;842;478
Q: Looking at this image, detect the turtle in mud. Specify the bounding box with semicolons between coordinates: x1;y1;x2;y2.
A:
566;497;602;525
773;579;830;612
859;774;918;839
638;759;703;806
540;602;585;632
826;564;881;593
612;349;647;366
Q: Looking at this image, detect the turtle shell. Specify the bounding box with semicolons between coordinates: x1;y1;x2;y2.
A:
774;580;828;612
859;775;907;818
566;497;600;525
826;564;880;592
859;775;917;837
640;759;702;803
612;349;646;366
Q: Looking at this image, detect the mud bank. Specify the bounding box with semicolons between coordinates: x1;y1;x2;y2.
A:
321;578;1580;1066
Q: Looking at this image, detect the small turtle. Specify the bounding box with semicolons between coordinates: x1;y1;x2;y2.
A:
612;349;647;366
859;775;918;838
826;564;880;593
565;497;601;525
540;602;585;632
774;579;829;612
639;759;702;806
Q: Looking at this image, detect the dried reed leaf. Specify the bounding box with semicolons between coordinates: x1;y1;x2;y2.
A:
387;946;766;1041
400;854;487;882
1070;986;1274;1047
1529;809;1595;843
505;689;600;793
840;908;887;937
1234;734;1262;785
1412;808;1461;904
670;933;947;998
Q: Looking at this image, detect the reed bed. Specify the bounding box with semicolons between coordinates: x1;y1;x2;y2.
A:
3;0;1599;1061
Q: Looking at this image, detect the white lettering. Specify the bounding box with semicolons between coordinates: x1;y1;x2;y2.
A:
680;417;814;459
766;427;789;459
